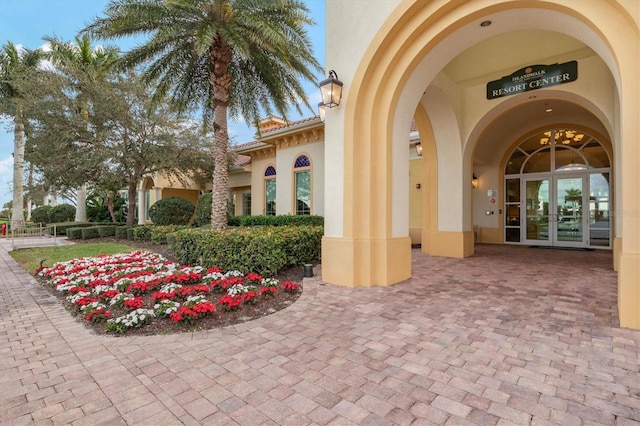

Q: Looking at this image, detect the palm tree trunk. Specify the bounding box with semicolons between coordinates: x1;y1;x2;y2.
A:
75;184;88;222
11;109;25;229
211;104;229;231
26;163;33;221
209;39;232;231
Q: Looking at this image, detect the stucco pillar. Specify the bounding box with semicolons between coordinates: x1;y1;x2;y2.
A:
137;188;146;225
153;187;162;205
617;46;640;330
321;108;412;287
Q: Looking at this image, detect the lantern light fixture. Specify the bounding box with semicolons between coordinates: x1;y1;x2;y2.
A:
318;70;343;109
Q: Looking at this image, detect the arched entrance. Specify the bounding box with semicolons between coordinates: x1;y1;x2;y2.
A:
503;128;611;248
323;1;639;328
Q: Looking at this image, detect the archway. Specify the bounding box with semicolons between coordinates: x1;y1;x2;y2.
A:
322;0;639;328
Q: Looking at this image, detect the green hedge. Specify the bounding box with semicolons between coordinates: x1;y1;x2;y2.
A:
237;215;324;227
66;227;85;240
132;226;153;242
172;225;323;276
46;221;91;236
126;227;136;240
46;221;124;236
97;225;117;237
149;225;190;244
81;226;101;240
115;226;131;239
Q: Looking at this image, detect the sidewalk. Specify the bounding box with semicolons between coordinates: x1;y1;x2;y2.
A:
0;235;75;252
1;244;639;425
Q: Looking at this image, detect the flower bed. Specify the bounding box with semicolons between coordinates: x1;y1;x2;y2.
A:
37;250;301;335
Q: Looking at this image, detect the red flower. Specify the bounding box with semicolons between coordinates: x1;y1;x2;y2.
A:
86;308;111;322
259;287;278;297
124;297;143;310
151;291;177;301
218;294;243;310
281;281;300;293
245;272;262;283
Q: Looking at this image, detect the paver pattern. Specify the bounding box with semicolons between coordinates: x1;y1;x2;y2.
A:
1;244;639;425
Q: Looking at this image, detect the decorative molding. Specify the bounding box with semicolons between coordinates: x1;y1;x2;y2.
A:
273;127;324;150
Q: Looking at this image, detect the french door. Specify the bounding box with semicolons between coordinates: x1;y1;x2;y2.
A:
522;174;586;247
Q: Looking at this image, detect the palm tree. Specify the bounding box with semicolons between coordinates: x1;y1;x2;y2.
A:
0;42;45;229
43;34;120;222
83;0;321;230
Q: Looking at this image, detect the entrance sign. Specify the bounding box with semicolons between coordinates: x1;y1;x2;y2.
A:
487;61;577;100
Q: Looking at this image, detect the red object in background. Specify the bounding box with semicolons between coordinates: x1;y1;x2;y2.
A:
1;223;6;236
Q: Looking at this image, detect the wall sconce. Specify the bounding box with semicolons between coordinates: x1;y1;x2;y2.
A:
415;141;423;157
319;70;343;108
318;102;326;122
472;174;479;189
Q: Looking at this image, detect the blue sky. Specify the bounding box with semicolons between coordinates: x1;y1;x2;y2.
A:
0;0;326;208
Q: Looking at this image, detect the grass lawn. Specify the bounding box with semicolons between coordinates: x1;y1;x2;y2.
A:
10;242;139;274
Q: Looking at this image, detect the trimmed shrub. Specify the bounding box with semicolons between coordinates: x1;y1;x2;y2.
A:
149;197;194;226
31;206;52;224
115;226;131;239
172;225;323;276
237;215;324;227
66;227;85;240
126;227;136;240
194;193;212;227
149;225;189;245
132;225;152;242
48;204;76;223
81;226;101;240
97;225;117;237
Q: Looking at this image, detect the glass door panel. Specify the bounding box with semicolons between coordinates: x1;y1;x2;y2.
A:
523;179;550;245
589;173;610;247
555;177;584;245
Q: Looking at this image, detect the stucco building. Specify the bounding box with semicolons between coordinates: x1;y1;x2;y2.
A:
139;1;640;330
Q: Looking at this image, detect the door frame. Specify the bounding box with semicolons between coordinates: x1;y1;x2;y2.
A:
520;173;588;248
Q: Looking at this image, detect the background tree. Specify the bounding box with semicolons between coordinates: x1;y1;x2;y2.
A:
564;188;582;218
83;0;321;230
44;34;120;222
0;42;45;228
20;67;212;226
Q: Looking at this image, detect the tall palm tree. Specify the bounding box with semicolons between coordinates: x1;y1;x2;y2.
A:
83;0;321;230
43;34;120;222
0;42;45;229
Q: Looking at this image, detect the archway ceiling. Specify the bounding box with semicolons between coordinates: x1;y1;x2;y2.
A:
442;30;588;87
437;30;605;166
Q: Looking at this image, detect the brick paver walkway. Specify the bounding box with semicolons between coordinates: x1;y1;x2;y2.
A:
1;244;639;425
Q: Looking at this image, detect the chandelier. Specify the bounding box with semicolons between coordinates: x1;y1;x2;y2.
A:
539;129;584;145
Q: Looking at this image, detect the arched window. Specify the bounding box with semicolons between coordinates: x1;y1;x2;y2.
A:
294;155;311;215
264;166;276;216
